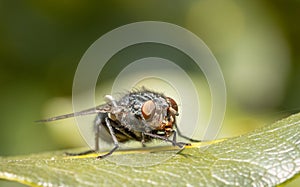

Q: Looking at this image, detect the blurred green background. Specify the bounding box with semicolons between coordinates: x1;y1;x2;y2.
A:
0;0;300;186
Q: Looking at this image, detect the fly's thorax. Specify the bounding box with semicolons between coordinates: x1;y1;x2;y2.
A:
109;104;148;132
107;90;179;135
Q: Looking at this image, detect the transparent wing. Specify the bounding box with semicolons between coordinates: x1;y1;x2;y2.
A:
36;103;111;122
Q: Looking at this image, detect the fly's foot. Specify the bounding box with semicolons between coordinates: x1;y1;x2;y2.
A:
65;150;96;156
174;142;191;148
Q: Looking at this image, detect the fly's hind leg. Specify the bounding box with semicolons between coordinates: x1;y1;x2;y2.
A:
65;113;107;157
96;117;120;159
65;149;96;156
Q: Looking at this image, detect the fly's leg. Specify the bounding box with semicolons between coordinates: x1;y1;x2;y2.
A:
174;123;201;142
171;130;191;147
141;133;146;147
93;114;103;152
143;132;189;148
65;150;96;156
97;117;119;159
65;113;106;156
65;125;98;156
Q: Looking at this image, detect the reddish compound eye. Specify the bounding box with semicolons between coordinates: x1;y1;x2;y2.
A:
142;100;156;120
166;97;179;116
166;97;178;112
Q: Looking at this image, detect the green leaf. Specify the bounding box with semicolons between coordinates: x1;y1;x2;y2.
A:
1;113;300;186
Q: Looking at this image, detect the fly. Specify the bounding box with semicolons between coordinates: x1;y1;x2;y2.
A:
38;88;200;158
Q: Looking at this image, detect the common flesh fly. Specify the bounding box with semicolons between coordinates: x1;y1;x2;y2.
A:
38;88;200;158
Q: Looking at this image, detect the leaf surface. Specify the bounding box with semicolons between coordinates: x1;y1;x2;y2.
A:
1;113;300;186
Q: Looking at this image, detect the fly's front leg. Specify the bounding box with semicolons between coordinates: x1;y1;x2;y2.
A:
174;123;201;142
143;132;189;148
171;130;191;148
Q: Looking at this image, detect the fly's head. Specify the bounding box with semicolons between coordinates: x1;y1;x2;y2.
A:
141;96;179;137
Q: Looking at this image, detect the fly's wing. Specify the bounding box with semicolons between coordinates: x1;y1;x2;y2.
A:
36;103;112;122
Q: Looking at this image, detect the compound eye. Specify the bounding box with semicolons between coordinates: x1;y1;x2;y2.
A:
142;100;156;120
166;97;178;112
